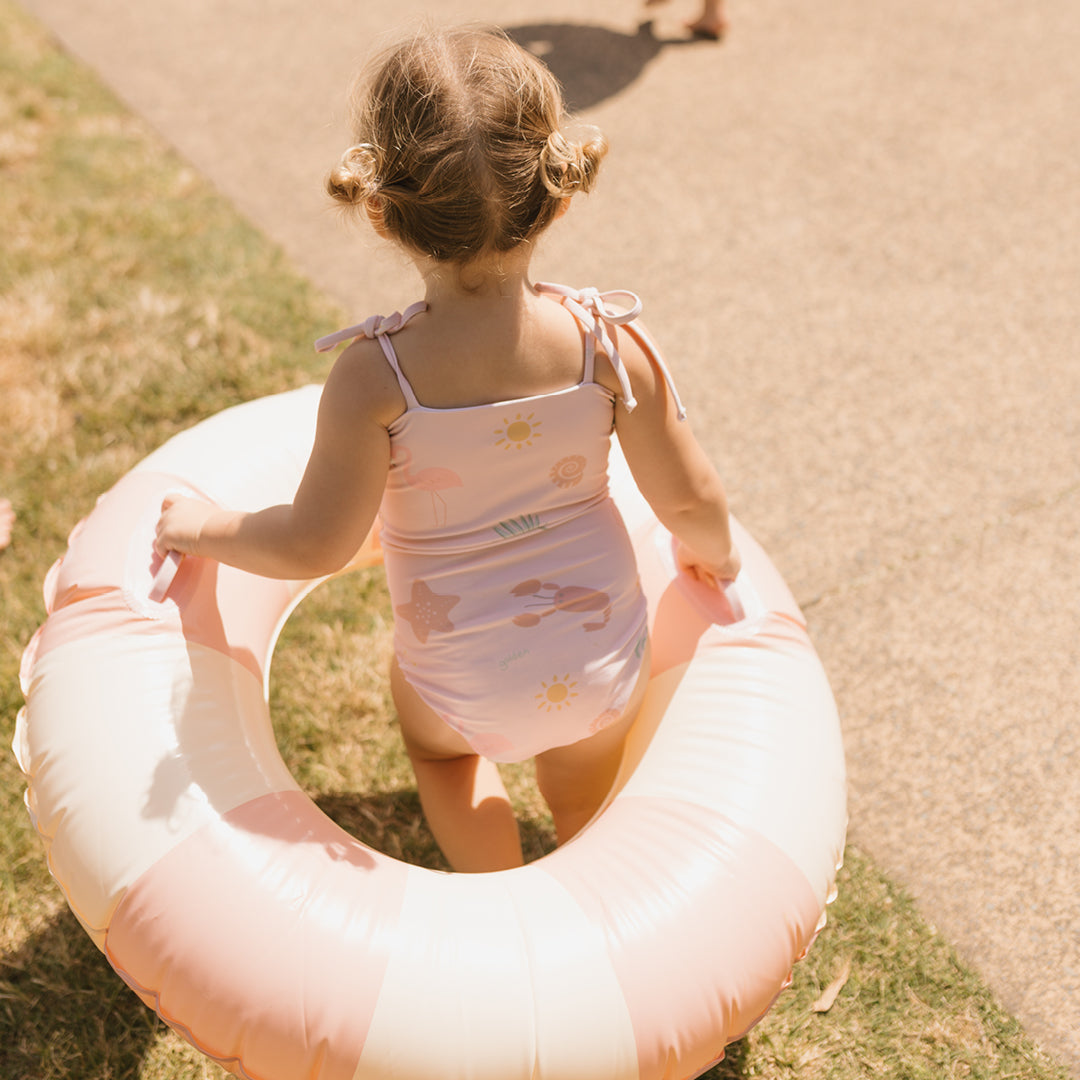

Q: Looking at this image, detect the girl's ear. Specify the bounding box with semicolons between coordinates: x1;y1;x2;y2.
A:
554;196;572;220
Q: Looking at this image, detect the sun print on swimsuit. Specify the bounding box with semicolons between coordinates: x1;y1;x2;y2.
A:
536;674;579;712
493;412;542;449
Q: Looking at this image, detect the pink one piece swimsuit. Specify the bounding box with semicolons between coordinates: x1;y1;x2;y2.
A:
316;283;686;763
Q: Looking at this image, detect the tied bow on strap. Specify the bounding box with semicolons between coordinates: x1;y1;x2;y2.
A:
535;282;687;420
314;300;428;353
572;286;644;325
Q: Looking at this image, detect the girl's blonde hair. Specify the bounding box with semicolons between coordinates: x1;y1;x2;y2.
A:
326;25;607;264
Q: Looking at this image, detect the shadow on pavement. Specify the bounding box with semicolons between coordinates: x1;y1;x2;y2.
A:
505;20;717;112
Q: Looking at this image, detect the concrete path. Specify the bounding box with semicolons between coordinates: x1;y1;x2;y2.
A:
18;0;1080;1070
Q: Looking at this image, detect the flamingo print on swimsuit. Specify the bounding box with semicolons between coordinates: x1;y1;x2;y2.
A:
392;446;463;526
510;579;612;631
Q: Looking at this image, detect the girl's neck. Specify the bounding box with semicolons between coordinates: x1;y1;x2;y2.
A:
417;245;538;309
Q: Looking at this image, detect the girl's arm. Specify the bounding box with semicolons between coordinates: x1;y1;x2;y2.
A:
155;346;393;580
608;326;741;586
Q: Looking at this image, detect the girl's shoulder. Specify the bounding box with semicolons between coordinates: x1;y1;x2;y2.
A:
314;303;428;425
593;316;666;401
322;334;408;428
537;282;667;404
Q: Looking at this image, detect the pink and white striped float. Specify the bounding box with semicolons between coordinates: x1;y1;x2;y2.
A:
15;385;846;1080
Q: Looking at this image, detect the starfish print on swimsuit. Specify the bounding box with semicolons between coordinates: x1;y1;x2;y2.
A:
395;580;459;644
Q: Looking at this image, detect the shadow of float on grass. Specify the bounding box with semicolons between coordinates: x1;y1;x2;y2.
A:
505;20;719;113
316;788;558;868
703;1038;750;1078
0;906;160;1080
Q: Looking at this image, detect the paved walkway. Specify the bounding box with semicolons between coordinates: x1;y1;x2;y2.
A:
19;0;1080;1071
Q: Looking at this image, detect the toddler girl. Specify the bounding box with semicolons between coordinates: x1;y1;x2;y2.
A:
155;24;739;873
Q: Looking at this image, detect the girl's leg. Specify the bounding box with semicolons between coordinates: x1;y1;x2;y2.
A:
391;659;524;873
534;648;651;846
688;0;728;39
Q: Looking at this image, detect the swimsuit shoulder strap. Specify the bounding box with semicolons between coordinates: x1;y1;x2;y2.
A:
535;283;687;420
314;301;428;409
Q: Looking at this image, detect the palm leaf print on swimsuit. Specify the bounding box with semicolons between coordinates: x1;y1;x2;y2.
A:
493;514;546;539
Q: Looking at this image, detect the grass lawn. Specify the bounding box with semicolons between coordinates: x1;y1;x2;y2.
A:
0;2;1070;1078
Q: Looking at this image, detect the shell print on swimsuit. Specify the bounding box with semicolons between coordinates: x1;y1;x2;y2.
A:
14;296;847;1080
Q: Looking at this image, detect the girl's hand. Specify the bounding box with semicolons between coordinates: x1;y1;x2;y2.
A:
676;539;741;590
154;495;218;558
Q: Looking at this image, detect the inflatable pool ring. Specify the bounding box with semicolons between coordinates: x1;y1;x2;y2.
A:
14;386;847;1080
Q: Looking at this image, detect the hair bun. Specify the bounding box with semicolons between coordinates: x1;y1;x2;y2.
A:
326;143;381;206
540;127;607;198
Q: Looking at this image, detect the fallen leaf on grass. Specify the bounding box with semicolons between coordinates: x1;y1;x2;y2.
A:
811;959;852;1013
